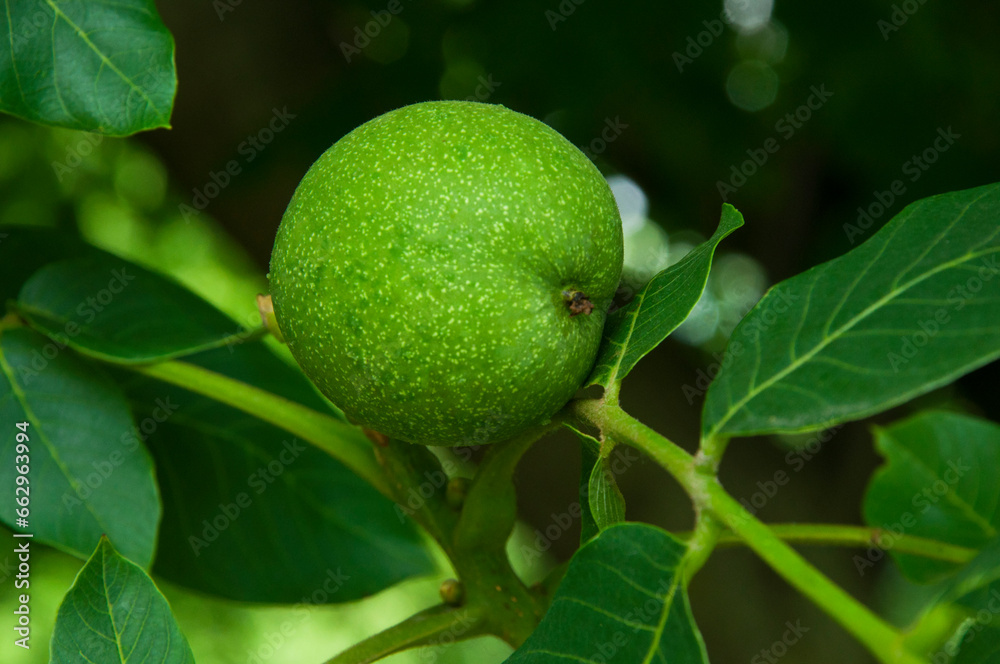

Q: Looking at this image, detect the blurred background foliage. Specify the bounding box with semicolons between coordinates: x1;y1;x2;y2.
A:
2;0;999;662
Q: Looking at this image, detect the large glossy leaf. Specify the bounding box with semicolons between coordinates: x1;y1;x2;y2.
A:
0;327;159;567
0;226;99;303
505;523;708;664
17;255;249;364
116;341;434;603
587;204;743;389
50;537;194;664
703;183;1000;438
863;411;1000;583
0;0;176;135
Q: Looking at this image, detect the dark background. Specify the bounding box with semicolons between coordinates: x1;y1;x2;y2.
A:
6;1;1000;662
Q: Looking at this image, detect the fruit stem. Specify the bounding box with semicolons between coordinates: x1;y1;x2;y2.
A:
449;420;564;645
570;398;927;664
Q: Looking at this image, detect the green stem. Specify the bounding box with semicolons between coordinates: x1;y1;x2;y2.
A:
705;487;923;664
711;524;977;564
571;399;926;664
448;422;561;647
694;432;729;475
455;420;561;553
680;510;722;584
130;360;391;498
375;438;460;555
324;604;487;664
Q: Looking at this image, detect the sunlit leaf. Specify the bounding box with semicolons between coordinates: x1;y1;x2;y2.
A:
50;537;194;664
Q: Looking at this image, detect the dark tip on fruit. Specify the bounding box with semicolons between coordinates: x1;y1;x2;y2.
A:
562;290;594;317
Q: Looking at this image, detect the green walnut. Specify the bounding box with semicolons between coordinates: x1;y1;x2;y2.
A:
268;101;623;445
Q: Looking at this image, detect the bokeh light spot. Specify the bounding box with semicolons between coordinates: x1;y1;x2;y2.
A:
725;60;780;111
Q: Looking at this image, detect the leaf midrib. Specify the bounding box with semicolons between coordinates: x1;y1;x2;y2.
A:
0;335;110;541
708;190;998;437
47;0;161;116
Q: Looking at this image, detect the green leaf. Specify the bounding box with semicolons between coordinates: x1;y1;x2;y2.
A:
504;523;709;664
0;0;176;135
588;456;626;531
50;537;194;664
573;427;601;545
931;539;1000;663
940;538;1000;612
17;255;250;364
587;204;743;390
0;226;99;303
703;183;1000;438
863;411;1000;583
118;342;434;603
0;327;159;568
952;625;1000;664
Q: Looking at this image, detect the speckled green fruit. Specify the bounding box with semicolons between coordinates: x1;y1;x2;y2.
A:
269;101;623;446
